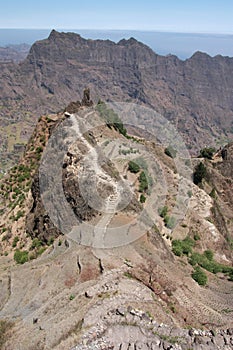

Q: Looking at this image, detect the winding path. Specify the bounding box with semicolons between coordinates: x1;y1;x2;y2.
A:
70;114;121;246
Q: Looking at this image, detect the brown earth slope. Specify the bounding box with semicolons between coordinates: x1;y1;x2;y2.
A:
0;101;232;349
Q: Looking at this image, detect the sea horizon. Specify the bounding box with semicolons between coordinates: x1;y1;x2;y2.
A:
0;28;233;59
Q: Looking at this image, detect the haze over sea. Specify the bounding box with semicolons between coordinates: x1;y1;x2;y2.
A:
1;29;233;60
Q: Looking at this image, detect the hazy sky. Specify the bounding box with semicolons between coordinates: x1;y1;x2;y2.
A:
1;0;232;34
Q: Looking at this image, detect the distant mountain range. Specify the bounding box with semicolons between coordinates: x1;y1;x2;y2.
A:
0;43;30;63
0;30;233;169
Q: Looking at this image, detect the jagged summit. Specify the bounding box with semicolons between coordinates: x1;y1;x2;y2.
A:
48;29;84;43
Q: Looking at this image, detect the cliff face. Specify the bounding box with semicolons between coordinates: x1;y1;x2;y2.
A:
0;30;233;171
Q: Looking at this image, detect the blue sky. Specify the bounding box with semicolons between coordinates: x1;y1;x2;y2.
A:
1;0;233;34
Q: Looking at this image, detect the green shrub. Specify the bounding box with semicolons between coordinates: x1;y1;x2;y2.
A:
15;210;25;221
172;237;195;257
138;171;148;192
204;250;214;261
193;162;207;185
97;101;127;136
14;250;28;264
36;146;43;154
209;188;217;199
158;206;168;218
189;251;224;274
30;238;43;250
134;157;148;171
228;270;233;281
140;194;146;203
164;215;176;229
193;233;200;241
48;237;54;245
12;236;19;248
37;247;46;256
128;160;140;173
199;147;216;160
192;266;207;286
165;145;177;159
171;241;183;256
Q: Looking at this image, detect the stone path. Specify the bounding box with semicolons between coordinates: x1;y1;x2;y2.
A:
70;114;122;247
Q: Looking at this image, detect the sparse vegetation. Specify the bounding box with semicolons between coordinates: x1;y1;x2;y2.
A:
193;162;207;185
159;206;176;229
97;101;127;136
164;215;176;229
128;160;140;173
14;210;25;221
172;236;233;282
209;188;217;199
14;249;29;264
12;236;19;248
138;171;148;192
199;147;216;160
192;266;207;286
139;194;146;203
158;206;168;218
193;233;200;241
30;238;43;250
165;145;177;158
172;237;195;257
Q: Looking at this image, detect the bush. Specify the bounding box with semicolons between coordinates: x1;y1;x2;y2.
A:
97;101;127;136
12;236;19;248
158;206;168;218
171;241;183;256
199;147;216;160
138;171;148;192
192;266;207;286
14;250;28;264
36;146;43;154
30;238;43;250
189;252;223;274
165;145;177;159
140;194;146;203
128;160;140;173
204;250;214;261
172;237;195;257
164;215;176;229
15;210;25;221
193;162;207;185
209;188;217;199
193;233;200;241
228;270;233;281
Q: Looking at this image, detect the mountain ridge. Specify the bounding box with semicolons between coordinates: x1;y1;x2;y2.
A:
0;96;233;349
0;30;233;172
